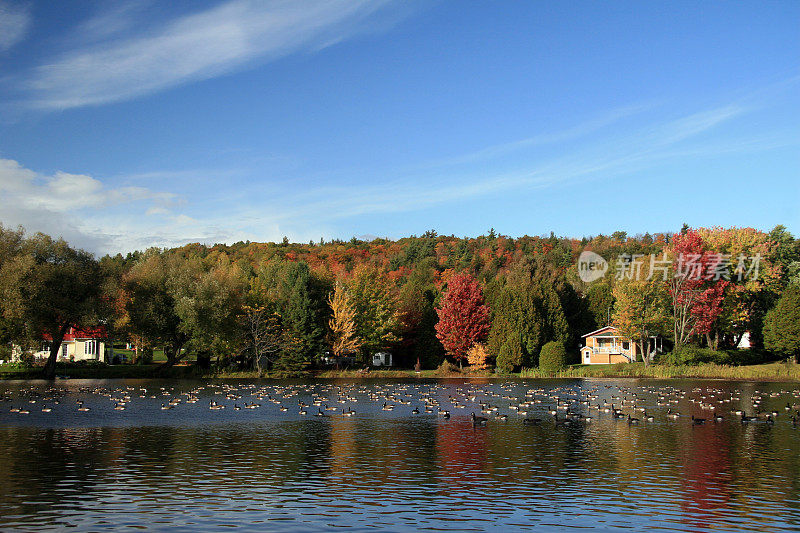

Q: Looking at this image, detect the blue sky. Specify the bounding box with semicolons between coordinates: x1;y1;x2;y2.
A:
0;0;798;254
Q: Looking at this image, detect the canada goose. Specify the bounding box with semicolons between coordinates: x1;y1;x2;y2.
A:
315;408;325;417
643;411;654;422
553;413;572;426
628;414;640;425
471;412;488;425
523;417;542;425
411;406;420;415
439;410;450;419
691;415;705;425
713;413;724;422
41;406;52;413
495;413;508;421
667;409;679;419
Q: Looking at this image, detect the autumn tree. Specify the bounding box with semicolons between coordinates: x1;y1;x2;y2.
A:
667;229;736;350
347;265;400;361
328;281;361;358
466;343;489;370
613;276;670;366
435;272;490;367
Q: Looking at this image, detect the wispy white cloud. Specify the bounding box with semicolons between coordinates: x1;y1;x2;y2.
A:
0;158;179;252
0;2;30;52
214;99;783;232
436;102;656;166
21;0;400;109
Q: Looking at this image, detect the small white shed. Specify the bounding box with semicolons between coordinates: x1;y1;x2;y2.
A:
372;352;393;367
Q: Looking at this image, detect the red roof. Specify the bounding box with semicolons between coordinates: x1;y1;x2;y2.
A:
43;326;107;341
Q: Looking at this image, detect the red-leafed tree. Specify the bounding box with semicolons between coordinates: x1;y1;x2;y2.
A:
435;272;490;367
668;229;731;349
693;281;730;349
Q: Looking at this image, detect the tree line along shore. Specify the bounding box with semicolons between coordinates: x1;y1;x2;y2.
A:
0;224;798;380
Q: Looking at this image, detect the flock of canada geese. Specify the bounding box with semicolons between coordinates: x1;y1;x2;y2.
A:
2;381;799;429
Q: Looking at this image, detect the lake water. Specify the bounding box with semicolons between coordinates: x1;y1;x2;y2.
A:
0;378;798;532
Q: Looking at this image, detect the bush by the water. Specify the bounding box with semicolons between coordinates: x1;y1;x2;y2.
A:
495;340;520;374
435;359;461;375
539;341;567;371
764;284;800;362
659;347;774;366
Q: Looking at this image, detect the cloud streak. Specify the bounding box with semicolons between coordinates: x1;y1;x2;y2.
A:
0;2;30;52
21;0;397;109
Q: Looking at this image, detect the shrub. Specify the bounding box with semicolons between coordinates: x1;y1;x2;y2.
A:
660;347;721;365
435;359;461;375
495;341;516;374
660;347;775;366
764;284;800;362
539;341;567;371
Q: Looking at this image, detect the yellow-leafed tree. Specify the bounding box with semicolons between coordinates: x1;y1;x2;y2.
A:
466;343;489;370
328;281;362;357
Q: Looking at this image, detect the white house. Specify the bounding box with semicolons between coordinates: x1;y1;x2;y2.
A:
13;326;109;363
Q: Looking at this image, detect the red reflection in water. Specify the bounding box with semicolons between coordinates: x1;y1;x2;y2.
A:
680;423;733;530
436;417;490;494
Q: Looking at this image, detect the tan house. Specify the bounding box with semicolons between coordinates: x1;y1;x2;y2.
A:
580;326;663;365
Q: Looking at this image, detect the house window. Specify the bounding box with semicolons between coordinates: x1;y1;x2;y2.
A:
622;341;629;351
85;340;97;356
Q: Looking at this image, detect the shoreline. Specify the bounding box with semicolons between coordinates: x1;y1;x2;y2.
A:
1;361;798;382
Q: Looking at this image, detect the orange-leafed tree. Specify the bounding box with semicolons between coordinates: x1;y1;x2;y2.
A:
467;343;490;370
435;272;490;367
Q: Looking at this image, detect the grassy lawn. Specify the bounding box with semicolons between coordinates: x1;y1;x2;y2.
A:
111;346;193;363
2;360;798;381
519;361;800;381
